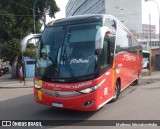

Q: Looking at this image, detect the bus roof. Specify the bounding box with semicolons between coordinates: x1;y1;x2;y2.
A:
47;14;119;27
46;14;137;42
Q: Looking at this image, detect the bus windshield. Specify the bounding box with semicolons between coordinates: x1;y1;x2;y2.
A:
35;22;101;82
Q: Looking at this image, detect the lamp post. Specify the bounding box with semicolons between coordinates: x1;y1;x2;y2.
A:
145;0;160;48
33;0;38;33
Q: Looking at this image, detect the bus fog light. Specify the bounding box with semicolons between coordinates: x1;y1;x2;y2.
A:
84;100;94;107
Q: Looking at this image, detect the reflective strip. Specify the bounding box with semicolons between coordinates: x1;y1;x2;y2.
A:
112;60;115;90
98;97;113;109
38;90;42;101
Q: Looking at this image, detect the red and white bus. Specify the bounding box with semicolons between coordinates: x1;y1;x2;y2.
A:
21;14;143;111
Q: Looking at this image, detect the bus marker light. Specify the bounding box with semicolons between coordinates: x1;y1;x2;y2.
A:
38;90;42;101
116;69;120;74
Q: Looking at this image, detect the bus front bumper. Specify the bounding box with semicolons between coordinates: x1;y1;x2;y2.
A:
34;88;100;111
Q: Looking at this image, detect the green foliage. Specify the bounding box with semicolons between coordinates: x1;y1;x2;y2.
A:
36;0;60;18
0;38;21;65
0;0;59;66
0;0;59;77
23;43;36;58
0;10;16;29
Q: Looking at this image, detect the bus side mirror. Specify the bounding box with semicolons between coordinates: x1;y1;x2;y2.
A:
95;26;112;49
21;34;41;52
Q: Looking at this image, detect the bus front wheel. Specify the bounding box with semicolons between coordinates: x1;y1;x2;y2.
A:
111;81;120;103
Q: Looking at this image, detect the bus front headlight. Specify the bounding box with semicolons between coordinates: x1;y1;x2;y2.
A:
34;83;42;89
34;80;42;89
77;79;105;94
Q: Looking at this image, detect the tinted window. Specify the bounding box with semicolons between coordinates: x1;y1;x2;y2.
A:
116;25;130;53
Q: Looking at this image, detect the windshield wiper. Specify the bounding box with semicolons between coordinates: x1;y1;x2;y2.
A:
61;46;77;81
48;54;54;64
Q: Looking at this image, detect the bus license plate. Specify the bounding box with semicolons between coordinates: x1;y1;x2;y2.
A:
52;102;63;108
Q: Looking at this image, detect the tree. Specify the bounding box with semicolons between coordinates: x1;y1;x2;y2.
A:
0;0;59;78
23;43;36;58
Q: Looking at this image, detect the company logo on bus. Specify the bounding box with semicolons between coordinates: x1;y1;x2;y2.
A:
70;58;89;64
54;91;60;97
122;55;136;61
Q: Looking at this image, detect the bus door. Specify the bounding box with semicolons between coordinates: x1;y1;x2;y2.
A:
99;32;116;103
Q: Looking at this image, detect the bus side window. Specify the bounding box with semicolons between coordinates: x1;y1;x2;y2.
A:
116;26;130;53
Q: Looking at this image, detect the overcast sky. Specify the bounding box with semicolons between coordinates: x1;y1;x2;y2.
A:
46;0;160;33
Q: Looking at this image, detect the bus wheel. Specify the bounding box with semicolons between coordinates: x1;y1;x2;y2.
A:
111;81;120;103
132;72;139;86
132;79;138;86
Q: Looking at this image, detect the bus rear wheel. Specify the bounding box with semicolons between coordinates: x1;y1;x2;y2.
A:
111;81;120;103
132;71;140;86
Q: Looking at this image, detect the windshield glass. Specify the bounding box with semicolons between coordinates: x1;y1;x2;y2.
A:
35;22;101;82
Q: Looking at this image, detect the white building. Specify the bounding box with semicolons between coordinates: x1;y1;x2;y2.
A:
138;24;158;39
138;38;160;50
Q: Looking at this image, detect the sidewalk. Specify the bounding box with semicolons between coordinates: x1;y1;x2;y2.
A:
140;69;160;85
0;74;34;88
0;70;160;88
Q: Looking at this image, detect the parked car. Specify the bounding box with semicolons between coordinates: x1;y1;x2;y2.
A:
0;67;7;75
4;67;9;73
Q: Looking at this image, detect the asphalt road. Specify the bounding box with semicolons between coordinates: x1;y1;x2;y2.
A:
0;80;160;129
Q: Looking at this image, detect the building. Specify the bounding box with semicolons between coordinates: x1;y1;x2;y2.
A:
66;0;142;34
66;0;105;17
105;0;142;34
138;24;157;39
138;24;160;50
138;39;160;50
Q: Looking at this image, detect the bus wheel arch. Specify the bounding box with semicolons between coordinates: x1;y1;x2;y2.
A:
111;78;121;103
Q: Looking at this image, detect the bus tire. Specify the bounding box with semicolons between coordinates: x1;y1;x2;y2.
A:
132;79;138;86
110;81;120;103
132;71;139;86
